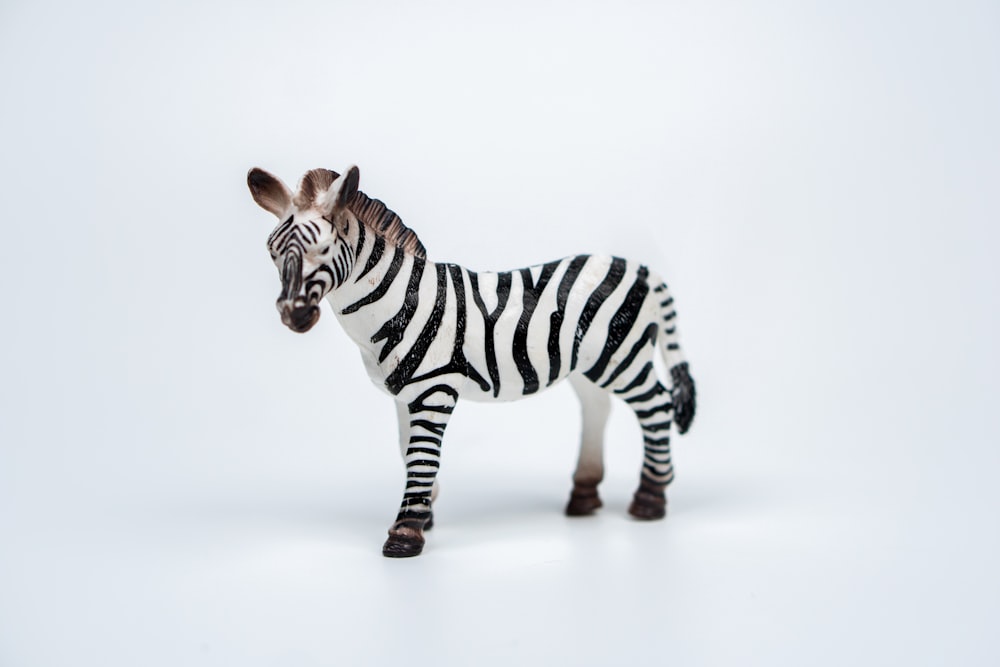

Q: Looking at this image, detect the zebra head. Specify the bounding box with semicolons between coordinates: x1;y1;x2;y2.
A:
247;166;361;333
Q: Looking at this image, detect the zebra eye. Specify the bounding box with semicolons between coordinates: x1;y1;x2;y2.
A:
320;245;331;255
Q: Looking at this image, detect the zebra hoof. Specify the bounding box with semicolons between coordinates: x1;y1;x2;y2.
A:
628;490;667;520
383;526;425;558
565;487;603;516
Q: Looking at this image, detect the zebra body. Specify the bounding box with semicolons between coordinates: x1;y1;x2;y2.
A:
249;165;696;558
330;253;682;404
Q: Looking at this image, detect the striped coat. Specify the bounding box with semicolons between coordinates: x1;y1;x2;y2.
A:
249;165;696;558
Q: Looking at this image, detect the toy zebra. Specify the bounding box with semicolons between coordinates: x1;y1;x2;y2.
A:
247;165;697;557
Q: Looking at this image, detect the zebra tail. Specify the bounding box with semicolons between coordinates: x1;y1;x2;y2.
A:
654;281;696;435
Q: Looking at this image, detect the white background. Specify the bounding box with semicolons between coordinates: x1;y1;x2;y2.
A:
2;0;998;665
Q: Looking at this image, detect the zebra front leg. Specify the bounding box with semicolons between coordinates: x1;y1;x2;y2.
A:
618;375;675;520
394;401;441;530
383;384;457;558
565;375;611;516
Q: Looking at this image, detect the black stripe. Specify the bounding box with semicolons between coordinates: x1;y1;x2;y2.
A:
410;419;446;435
404;459;440;468
398;266;488;391
635;401;673;420
304;264;333;294
599;322;658;388
469;271;511;397
371;258;425;362
337;244;352;285
267;217;294;246
411;404;454;415
547;255;589;386
330;254;344;287
268;216;295;246
613;361;654;395
625;383;667;405
355;235;385;283
278;252;302;301
385;268;449;394
342;245;403;314
642;463;673;477
406;384;458;414
571;257;627;371
584;265;650;382
447;265;489;392
641;421;672;433
405;446;441;457
303;221;319;244
513;261;560;394
353;220;366;260
407;435;442;446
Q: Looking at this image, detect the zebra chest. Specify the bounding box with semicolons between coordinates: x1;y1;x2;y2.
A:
357;347;391;395
348;308;474;398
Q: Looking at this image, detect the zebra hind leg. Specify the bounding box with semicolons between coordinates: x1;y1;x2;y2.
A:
565;374;612;516
615;364;675;520
383;384;457;558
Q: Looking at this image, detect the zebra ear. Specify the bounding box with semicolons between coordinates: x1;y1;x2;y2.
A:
318;165;360;217
247;168;293;218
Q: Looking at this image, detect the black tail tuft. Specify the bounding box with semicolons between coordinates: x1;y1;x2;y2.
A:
670;362;696;435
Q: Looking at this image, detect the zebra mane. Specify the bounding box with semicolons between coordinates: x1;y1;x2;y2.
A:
296;168;427;260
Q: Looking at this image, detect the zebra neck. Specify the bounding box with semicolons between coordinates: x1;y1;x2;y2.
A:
326;227;430;350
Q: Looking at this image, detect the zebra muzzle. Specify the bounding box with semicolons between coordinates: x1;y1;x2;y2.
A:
277;253;320;333
278;298;320;333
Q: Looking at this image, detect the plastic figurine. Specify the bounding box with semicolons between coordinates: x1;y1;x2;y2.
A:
248;165;696;557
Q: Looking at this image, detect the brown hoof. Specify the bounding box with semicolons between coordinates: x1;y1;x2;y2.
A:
383;522;426;558
628;490;667;520
565;487;603;516
383;532;425;558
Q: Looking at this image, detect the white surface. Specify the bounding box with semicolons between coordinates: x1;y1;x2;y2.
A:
2;1;999;665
